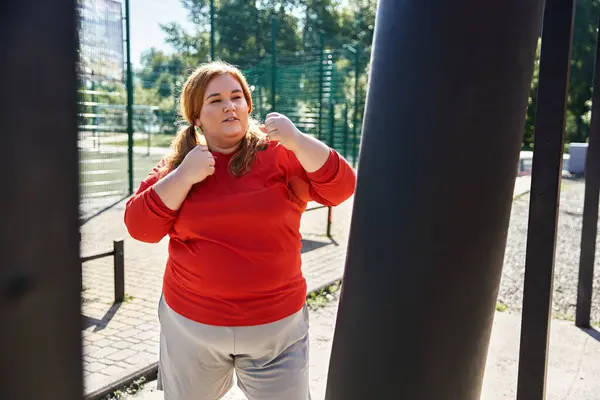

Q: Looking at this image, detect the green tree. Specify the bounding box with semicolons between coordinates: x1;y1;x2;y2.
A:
568;0;600;142
525;0;600;147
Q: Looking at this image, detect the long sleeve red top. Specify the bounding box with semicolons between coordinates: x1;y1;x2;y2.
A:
124;142;356;326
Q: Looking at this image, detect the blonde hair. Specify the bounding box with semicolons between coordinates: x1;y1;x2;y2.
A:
163;61;265;177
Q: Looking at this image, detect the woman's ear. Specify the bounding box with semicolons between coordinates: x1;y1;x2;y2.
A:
194;118;201;128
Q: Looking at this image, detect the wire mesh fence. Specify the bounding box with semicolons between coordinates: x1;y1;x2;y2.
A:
76;0;374;220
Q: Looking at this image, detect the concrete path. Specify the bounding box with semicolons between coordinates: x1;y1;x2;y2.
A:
81;197;354;395
81;175;534;396
133;295;600;400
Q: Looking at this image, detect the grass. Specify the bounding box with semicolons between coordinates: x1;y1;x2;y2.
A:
79;150;164;199
307;280;342;310
101;377;147;400
496;301;509;312
112;133;174;148
105;293;135;305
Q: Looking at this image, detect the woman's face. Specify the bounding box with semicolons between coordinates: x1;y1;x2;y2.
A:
195;73;249;150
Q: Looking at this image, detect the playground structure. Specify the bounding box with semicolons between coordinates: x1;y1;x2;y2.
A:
1;1;599;400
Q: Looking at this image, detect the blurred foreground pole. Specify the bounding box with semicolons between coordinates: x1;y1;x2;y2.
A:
0;1;82;400
325;1;545;399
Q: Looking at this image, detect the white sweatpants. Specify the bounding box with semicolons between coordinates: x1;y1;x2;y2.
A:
157;296;311;400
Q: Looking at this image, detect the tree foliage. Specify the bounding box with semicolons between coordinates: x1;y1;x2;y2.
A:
525;0;600;147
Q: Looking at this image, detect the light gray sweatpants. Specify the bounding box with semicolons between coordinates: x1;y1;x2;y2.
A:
157;296;311;400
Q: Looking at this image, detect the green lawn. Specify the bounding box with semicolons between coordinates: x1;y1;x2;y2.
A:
111;133;174;148
79;149;164;199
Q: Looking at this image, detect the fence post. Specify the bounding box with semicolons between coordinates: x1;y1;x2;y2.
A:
516;1;575;398
575;16;600;329
124;0;134;195
328;102;335;148
271;16;277;112
210;0;215;61
318;32;325;140
352;46;360;168
113;240;125;303
343;103;349;158
327;206;333;238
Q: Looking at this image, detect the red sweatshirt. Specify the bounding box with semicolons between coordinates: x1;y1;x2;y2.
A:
124;142;356;326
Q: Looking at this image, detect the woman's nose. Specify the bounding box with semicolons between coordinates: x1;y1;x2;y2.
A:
223;100;235;111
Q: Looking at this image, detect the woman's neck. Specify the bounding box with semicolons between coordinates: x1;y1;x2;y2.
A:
208;140;241;155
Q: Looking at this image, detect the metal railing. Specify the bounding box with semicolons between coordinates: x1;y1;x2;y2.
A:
80;239;125;304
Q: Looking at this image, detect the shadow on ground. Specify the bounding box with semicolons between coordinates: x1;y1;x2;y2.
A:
82;302;122;332
301;237;338;253
580;327;600;342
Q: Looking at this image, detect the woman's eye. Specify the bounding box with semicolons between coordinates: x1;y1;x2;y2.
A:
233;96;242;100
211;99;221;103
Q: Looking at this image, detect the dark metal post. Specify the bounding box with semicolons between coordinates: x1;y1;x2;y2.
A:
318;32;325;140
271;16;277;112
0;1;82;399
113;240;125;303
327;207;333;238
517;2;575;399
575;17;600;329
147;131;151;156
352;47;360;168
210;0;215;61
328;102;335;147
343;103;349;158
324;0;545;398
124;0;134;195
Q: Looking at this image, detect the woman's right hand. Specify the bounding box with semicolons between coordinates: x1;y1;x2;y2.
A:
175;144;216;186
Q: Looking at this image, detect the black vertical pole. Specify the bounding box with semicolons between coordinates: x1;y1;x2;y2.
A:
210;0;215;61
352;46;360;168
318;32;325;140
0;1;82;399
124;0;134;195
575;17;600;329
325;0;545;399
517;1;575;399
271;16;277;112
113;240;125;303
343;103;349;158
328;102;335;148
327;206;333;238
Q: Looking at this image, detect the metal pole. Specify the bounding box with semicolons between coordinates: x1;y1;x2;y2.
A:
318;32;325;140
1;1;82;399
125;0;134;195
325;0;545;398
113;240;125;303
517;1;575;398
352;47;360;167
210;0;215;61
271;16;277;112
343;103;349;158
575;16;600;329
327;206;333;238
328;102;335;147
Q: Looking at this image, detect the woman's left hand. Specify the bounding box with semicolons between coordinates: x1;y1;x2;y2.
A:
261;113;304;152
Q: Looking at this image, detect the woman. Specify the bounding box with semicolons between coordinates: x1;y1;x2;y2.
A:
124;61;356;400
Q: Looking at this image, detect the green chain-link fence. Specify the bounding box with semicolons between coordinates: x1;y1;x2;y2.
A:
77;0;372;220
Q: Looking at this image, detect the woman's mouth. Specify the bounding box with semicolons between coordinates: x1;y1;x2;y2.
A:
222;117;238;123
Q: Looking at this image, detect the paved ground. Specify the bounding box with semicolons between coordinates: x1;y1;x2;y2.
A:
81;194;354;395
133;291;600;400
80;174;534;396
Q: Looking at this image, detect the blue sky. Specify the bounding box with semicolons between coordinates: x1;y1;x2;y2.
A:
126;0;354;67
129;0;195;67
